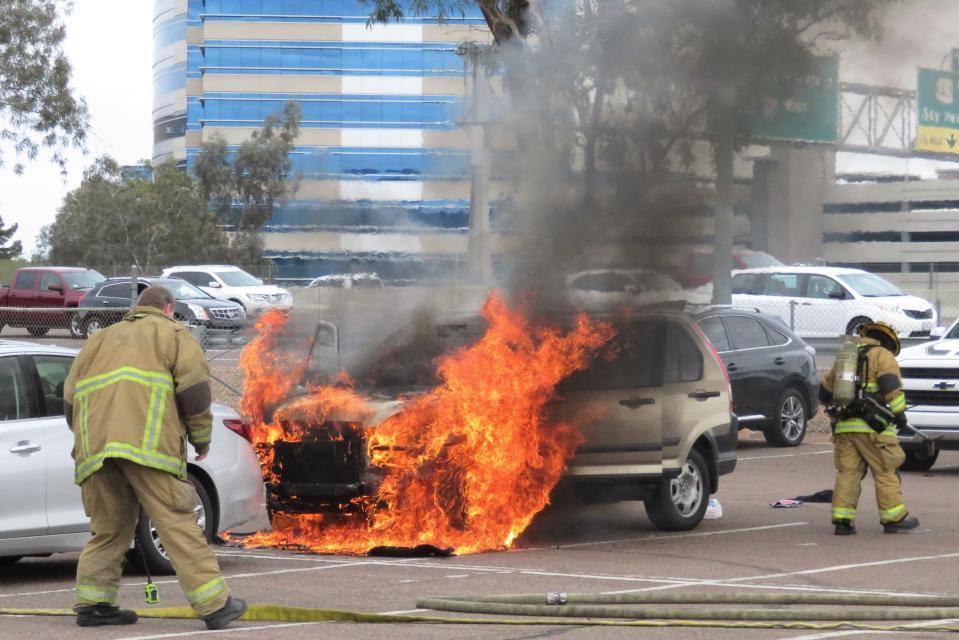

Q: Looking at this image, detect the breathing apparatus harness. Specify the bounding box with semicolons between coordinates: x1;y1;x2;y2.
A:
827;343;891;434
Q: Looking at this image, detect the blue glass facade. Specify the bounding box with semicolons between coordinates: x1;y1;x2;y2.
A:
154;0;497;283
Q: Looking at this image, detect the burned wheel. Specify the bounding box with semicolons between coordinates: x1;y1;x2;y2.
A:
900;446;939;472
644;448;710;531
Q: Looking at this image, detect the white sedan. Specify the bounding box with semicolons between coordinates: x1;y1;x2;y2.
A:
0;340;264;574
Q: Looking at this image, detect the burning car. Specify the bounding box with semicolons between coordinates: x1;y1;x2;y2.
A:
241;296;737;555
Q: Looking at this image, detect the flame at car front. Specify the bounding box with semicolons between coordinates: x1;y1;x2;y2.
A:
238;294;614;555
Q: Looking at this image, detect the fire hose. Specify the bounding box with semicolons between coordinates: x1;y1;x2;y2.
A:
6;592;959;632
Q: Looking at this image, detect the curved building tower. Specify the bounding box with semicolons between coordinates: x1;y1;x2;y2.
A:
152;0;498;283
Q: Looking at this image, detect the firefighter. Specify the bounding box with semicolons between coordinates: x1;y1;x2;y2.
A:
819;321;919;536
63;286;247;629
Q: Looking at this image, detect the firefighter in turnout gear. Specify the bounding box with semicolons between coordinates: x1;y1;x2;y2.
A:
63;287;247;629
819;321;919;536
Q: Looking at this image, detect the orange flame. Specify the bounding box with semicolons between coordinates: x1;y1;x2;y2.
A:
240;293;614;554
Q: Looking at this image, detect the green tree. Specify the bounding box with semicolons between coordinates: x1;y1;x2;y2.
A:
193;101;302;265
0;0;88;173
0;212;22;259
42;157;232;271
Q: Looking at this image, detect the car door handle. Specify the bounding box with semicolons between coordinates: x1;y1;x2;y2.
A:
688;391;721;400
10;440;41;455
774;357;786;365
619;397;655;409
726;363;738;372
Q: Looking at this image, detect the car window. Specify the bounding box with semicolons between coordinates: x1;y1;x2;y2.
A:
33;355;73;416
158;280;210;300
837;272;904;297
0;357;31;420
664;322;703;383
99;283;132;299
761;273;801;297
805;275;846;300
560;321;660;390
13;271;37;290
731;273;762;295
724;316;770;350
63;270;106;289
698;316;731;352
171;271;209;287
215;270;261;287
570;272;636;293
764;324;790;346
40;272;61;291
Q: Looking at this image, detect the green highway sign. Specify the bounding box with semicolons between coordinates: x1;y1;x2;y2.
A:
745;57;839;144
916;67;959;155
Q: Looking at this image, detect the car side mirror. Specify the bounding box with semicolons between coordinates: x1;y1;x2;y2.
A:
828;290;845;299
47;284;63;293
931;326;946;339
257;278;264;285
208;281;221;289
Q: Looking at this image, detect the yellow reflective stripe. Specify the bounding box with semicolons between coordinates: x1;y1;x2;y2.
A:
186;577;229;606
889;393;906;412
190;426;212;443
75;444;185;484
76;367;173;394
79;395;90;458
832;507;857;521
880;504;907;523
863;382;879;391
76;584;118;604
142;386;168;452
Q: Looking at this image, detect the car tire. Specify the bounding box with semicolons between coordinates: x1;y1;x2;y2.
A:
900;446;939;472
644;448;710;531
83;316;107;338
845;316;872;336
68;313;85;339
763;388;808;447
0;556;23;565
26;326;49;337
129;474;215;576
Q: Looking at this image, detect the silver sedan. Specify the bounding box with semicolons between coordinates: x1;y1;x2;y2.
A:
0;340;264;574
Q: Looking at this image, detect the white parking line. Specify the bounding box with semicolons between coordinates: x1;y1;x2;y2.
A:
546;521;809;549
739;449;833;461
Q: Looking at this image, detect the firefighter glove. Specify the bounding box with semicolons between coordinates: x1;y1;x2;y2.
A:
894;411;909;432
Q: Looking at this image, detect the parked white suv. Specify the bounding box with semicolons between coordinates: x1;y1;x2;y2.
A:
731;266;935;338
162;265;293;316
896;318;959;471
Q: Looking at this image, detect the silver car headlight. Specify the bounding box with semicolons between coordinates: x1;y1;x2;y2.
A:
187;303;209;320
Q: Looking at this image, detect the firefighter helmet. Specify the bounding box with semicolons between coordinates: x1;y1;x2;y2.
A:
858;321;901;356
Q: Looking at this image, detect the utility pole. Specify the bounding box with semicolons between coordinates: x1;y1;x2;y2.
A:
463;42;492;284
712;101;735;305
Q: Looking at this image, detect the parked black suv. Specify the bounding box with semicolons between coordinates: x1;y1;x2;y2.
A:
690;306;820;447
78;277;245;338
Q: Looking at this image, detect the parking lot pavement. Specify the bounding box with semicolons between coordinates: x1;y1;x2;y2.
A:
4;432;959;639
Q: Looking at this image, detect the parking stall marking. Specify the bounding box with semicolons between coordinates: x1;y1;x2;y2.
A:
541;521;810;550
738;447;833;461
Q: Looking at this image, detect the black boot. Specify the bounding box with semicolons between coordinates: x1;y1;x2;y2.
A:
883;515;919;533
203;597;248;630
75;603;138;627
833;520;856;536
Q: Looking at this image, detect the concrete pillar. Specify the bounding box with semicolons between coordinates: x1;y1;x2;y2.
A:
752;145;833;265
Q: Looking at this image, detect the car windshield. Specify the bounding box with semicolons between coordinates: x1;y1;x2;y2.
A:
63;270;106;289
160;280;211;300
740;252;782;268
837;273;904;297
215;270;261;287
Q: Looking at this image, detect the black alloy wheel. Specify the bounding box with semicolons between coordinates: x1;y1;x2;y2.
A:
764;388;808;447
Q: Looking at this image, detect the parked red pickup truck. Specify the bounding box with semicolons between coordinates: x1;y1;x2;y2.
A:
0;267;106;338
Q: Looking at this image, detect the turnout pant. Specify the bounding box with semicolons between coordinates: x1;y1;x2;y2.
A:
831;432;908;525
74;458;230;616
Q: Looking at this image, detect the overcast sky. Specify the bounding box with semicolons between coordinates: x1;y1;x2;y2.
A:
1;1;153;256
1;1;958;256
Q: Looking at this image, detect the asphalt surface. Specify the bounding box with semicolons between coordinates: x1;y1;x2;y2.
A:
3;432;959;640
